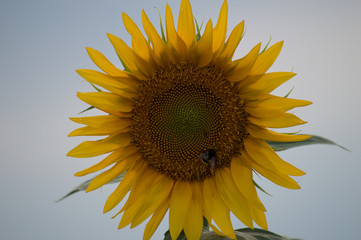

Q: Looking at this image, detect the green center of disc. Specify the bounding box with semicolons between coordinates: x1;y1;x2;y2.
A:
149;84;220;159
149;84;220;149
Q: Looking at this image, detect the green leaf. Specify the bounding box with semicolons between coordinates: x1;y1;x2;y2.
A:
162;224;301;240
233;228;302;240
55;173;125;202
267;135;350;152
199;228;301;240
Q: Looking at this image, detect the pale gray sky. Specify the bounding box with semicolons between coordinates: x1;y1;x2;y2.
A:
1;0;360;239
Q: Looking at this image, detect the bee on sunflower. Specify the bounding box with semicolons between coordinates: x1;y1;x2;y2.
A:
67;0;313;239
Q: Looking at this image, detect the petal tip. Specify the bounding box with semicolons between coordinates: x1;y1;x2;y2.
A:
73;172;82;177
75;69;84;75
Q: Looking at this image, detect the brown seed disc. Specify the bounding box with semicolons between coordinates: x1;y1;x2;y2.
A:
131;62;248;181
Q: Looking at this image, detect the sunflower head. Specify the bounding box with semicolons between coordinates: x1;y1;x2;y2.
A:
68;0;311;239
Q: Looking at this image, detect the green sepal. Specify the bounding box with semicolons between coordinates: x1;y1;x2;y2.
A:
112;38;130;72
283;86;294;98
267;135;350;152
89;82;102;92
252;170;272;196
260;36;272;55
194;16;204;42
253;180;272;196
78;106;94;114
156;7;167;43
118;54;130;72
77;83;102;114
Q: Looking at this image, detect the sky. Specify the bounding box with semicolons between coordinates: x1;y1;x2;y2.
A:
1;0;361;239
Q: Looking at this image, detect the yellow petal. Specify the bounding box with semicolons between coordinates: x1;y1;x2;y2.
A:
86;152;140;192
122;13;155;66
215;168;253;228
239;72;296;98
70;115;131;132
115;167;157;225
118;195;147;229
249;41;283;75
169;181;192;240
177;0;196;48
131;175;174;228
75;145;138;177
230;156;265;211
119;164;161;214
77;69;139;90
245;96;312;119
183;184;203;240
77;92;133;113
107;33;151;80
165;4;187;59
203;177;236;239
143;198;170;240
226;43;261;82
95;108;132;118
250;204;268;230
244;137;305;176
242;150;301;189
246;124;311;142
213;0;228;53
103;169;137;213
246;105;287;119
67;133;132;158
208;222;225;238
246;94;312;111
217;20;245;63
248;112;307;128
142;10;170;65
86;47;128;76
68;126;117;137
231;156;267;229
70;114;118;125
196;20;213;67
231;157;268;229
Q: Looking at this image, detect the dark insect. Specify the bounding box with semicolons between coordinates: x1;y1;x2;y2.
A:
199;149;217;170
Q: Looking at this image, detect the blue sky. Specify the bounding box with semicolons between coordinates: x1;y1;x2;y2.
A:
1;0;360;239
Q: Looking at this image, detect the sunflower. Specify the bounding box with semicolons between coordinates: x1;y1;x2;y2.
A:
67;0;311;239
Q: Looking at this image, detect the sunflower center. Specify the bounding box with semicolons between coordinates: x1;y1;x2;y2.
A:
131;63;248;181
